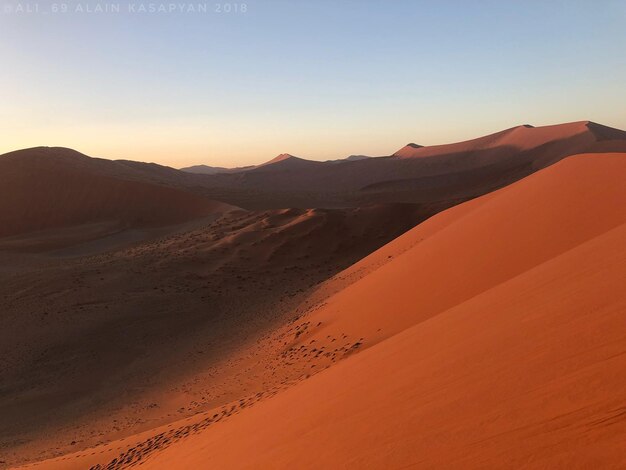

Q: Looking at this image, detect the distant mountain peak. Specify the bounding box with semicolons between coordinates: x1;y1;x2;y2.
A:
257;154;304;167
268;153;296;163
344;155;371;161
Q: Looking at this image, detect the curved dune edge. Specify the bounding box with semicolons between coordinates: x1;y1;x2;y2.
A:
19;153;626;469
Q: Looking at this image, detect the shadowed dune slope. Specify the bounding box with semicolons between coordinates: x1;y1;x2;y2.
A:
0;204;424;469
0;147;236;238
33;152;626;470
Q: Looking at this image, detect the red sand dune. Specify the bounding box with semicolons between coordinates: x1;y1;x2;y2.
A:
392;120;626;161
145;222;626;469
0;147;235;240
23;153;626;469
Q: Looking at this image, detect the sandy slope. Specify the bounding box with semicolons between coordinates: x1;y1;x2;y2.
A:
0;147;235;243
21;152;626;469
140;221;626;469
290;151;626;347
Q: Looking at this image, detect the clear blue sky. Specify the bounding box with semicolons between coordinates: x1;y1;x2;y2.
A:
1;0;625;167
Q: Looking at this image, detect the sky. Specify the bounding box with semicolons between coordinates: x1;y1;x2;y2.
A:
1;0;625;168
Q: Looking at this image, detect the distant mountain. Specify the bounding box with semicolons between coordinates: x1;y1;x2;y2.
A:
326;155;373;164
251;154;324;173
344;155;371;161
261;153;296;165
180;154;316;174
181;164;256;175
181;164;234;175
183;154;372;174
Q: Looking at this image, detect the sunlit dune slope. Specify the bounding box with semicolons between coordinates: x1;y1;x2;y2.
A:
296;151;626;346
144;221;626;469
